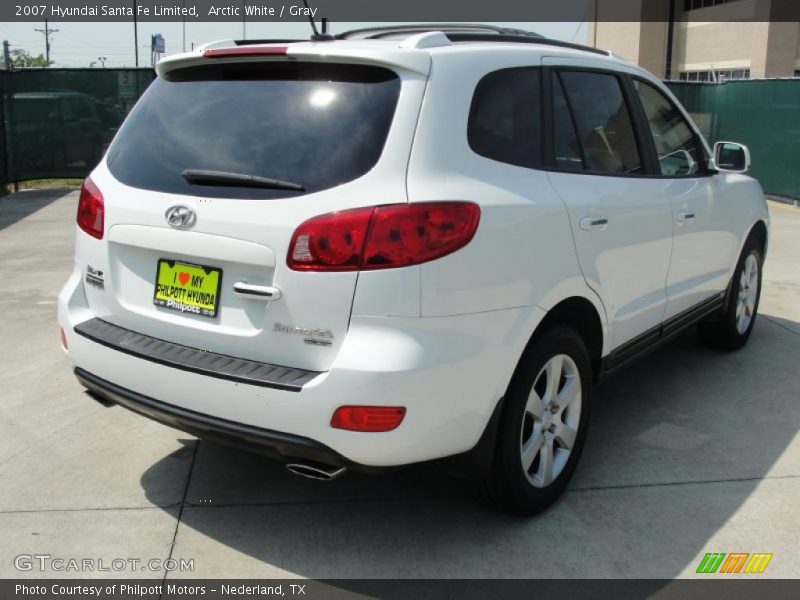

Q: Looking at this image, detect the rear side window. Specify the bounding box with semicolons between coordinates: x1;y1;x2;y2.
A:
557;71;643;174
106;62;400;199
468;68;542;169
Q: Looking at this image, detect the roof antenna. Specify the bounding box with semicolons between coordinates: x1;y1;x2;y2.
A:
302;0;334;41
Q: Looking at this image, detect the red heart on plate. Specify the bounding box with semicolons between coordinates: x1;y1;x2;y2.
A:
178;272;190;286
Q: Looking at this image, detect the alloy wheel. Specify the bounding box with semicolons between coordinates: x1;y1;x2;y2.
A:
519;354;582;488
736;253;759;334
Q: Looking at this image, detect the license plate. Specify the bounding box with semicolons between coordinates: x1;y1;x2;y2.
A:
153;259;222;318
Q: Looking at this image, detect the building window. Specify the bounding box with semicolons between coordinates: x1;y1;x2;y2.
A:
795;70;800;78
683;0;741;11
678;69;750;82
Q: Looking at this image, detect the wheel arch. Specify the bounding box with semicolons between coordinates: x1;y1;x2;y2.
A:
722;218;768;311
747;219;768;257
528;296;605;384
438;294;607;481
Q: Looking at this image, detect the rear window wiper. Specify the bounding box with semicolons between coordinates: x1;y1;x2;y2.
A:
182;169;305;191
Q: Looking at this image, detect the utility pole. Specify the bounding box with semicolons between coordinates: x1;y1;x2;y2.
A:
34;19;58;65
182;0;186;52
2;40;11;70
133;0;139;67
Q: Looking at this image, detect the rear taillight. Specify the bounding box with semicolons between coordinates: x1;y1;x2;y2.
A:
287;202;480;271
76;177;104;240
331;406;406;432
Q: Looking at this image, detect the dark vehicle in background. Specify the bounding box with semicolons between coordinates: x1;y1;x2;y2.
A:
8;91;105;177
90;99;125;149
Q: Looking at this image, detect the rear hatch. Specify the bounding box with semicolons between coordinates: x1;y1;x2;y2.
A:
83;52;427;372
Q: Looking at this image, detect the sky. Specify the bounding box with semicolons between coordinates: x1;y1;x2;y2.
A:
0;21;587;67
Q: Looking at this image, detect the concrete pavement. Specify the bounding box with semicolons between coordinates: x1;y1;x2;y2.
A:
0;189;798;580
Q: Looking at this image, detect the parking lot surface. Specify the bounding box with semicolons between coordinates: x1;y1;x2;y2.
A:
1;189;798;580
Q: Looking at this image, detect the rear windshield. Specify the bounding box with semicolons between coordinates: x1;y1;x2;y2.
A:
106;62;401;199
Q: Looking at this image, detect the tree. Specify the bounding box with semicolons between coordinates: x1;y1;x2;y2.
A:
10;49;52;68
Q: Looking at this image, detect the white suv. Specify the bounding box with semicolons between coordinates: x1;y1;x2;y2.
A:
58;25;769;514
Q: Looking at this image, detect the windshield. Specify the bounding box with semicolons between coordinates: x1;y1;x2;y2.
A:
106;61;401;199
14;98;59;123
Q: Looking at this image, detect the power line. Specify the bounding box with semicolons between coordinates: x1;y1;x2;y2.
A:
49;32;132;49
7;45;130;57
11;42;130;53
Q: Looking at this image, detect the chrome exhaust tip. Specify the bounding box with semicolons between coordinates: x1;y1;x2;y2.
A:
286;462;347;481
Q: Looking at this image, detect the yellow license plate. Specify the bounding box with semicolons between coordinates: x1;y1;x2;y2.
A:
153;259;222;318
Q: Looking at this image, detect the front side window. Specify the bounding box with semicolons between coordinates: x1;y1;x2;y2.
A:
557;71;643;174
468;68;542;169
634;80;703;176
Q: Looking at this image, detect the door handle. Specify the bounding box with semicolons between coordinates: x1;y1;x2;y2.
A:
579;215;608;231
677;210;696;224
233;282;282;301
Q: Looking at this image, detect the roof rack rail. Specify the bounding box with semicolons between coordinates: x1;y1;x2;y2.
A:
399;32;452;50
445;33;609;56
202;29;609;58
335;25;607;56
337;24;543;40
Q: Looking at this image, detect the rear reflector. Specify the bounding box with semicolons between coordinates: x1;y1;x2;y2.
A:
59;327;68;350
76;177;104;240
288;201;480;271
203;46;287;58
331;406;406;432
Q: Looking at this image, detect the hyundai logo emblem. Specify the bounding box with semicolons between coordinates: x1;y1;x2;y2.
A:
165;205;196;230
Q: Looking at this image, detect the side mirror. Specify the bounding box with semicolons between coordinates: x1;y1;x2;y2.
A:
713;141;751;173
660;149;698;175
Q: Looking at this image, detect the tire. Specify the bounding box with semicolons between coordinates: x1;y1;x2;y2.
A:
484;325;592;515
698;238;763;351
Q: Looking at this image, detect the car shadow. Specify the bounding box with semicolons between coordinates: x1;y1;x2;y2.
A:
0;187;77;231
140;315;800;581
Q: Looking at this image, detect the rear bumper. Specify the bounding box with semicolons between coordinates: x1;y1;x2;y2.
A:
75;367;358;470
59;267;546;467
74;318;319;391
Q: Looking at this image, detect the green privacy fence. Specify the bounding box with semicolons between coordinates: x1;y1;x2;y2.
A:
0;70;797;200
0;68;155;183
666;79;800;200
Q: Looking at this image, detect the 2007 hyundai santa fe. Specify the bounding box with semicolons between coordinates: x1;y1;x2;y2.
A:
58;25;769;514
